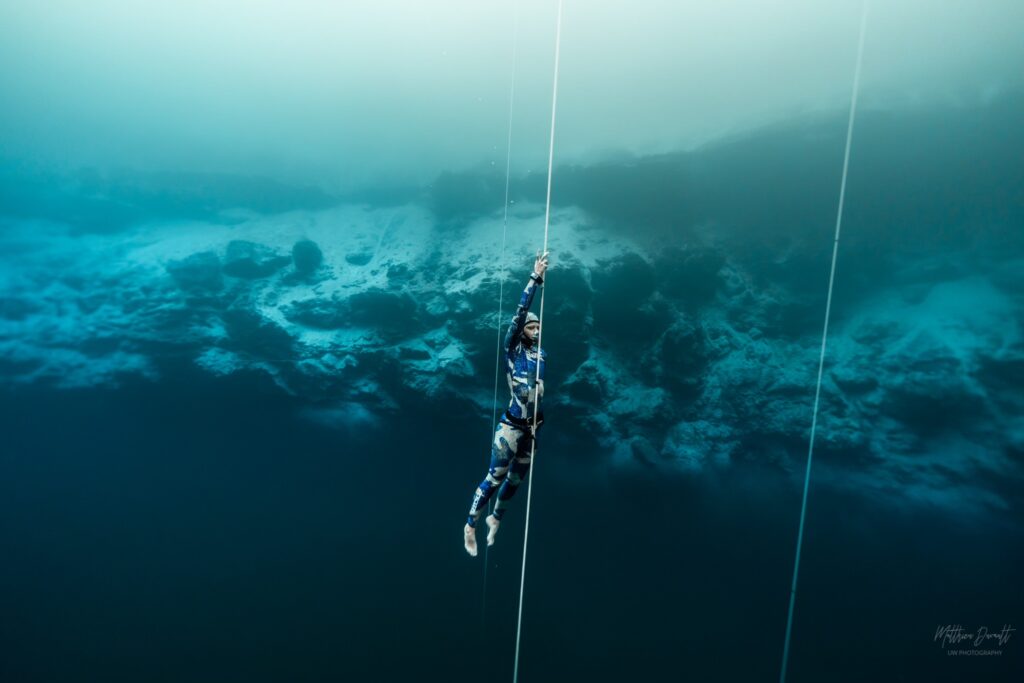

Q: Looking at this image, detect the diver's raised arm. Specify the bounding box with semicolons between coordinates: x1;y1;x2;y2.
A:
504;251;549;350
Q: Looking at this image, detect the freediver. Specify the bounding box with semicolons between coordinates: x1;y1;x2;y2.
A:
464;250;549;557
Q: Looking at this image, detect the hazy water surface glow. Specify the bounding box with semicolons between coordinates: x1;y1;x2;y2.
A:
1;0;1023;188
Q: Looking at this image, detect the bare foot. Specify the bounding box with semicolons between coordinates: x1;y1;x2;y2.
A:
486;514;500;546
464;524;478;557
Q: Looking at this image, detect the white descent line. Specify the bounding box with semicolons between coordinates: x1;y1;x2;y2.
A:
482;0;520;626
779;4;868;683
514;0;561;681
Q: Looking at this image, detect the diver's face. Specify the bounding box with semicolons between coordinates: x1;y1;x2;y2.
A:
524;322;540;341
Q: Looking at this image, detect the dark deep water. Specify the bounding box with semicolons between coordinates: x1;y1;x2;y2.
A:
2;355;1020;682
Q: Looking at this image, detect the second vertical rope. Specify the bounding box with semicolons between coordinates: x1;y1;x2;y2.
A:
513;1;562;681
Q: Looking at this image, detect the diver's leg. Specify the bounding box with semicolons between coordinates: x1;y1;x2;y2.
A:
465;424;513;556
468;424;514;527
491;427;533;530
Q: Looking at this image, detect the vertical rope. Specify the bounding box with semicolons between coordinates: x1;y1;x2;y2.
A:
779;4;868;683
513;1;561;680
482;0;520;626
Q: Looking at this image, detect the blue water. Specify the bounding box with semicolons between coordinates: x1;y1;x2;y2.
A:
2;3;1023;681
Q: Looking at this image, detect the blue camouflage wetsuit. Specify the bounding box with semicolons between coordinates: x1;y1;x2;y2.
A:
467;271;547;528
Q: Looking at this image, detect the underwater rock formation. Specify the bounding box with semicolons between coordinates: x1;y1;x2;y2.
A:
1;187;1020;515
222;240;291;279
167;251;223;292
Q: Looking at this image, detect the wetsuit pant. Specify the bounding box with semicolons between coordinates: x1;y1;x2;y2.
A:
467;421;536;528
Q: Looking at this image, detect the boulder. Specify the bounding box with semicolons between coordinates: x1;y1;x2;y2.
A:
292;239;323;275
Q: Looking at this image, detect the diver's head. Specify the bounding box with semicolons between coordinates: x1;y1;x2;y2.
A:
523;312;540;344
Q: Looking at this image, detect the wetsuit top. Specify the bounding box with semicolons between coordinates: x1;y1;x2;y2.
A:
503;272;546;426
